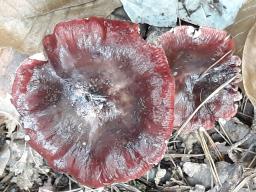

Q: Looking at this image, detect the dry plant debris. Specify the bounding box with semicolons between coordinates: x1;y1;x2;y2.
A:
242;22;256;107
0;3;256;192
226;0;256;56
11;17;175;188
0;0;121;54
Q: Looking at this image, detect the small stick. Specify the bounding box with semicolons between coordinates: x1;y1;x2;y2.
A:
164;153;205;158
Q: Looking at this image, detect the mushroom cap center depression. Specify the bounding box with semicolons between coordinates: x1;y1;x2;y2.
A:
12;17;175;188
23;58;147;158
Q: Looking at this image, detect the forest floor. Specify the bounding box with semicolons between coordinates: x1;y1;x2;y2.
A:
0;6;256;192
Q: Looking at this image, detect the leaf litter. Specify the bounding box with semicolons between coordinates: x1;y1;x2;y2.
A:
0;3;256;192
0;0;121;54
226;0;256;57
242;22;256;107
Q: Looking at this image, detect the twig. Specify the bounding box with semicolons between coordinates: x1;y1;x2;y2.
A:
164;153;205;158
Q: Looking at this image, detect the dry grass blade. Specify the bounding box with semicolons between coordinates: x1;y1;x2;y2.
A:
174;75;238;139
230;133;252;151
200;128;223;160
163;185;191;191
217;120;233;145
200;50;233;78
231;172;256;192
111;185;121;192
114;183;141;192
248;156;256;168
60;188;83;192
165;154;205;158
196;128;222;187
214;127;231;146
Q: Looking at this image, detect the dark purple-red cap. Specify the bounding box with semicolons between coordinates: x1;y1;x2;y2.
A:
156;26;241;132
11;17;175;188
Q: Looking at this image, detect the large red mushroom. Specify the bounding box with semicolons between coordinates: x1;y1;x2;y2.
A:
156;26;241;132
11;17;175;188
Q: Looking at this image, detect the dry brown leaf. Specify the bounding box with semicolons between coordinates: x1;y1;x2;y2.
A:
242;22;256;106
226;0;256;56
0;47;27;97
0;48;25;134
0;0;121;54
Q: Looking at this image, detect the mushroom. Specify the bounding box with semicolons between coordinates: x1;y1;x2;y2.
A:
156;26;241;132
11;17;175;188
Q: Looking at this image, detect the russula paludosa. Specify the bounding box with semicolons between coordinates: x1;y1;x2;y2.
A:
156;26;241;132
11;17;175;188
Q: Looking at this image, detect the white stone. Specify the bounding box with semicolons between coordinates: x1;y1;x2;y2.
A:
178;0;245;29
121;0;178;27
121;0;245;29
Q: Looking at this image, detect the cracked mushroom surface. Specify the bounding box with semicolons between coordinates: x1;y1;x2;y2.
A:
11;17;175;188
157;26;241;132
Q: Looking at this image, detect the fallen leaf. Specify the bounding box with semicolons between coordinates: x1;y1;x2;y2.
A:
242;22;256;106
0;48;24;135
226;0;256;56
0;48;27;97
0;0;121;54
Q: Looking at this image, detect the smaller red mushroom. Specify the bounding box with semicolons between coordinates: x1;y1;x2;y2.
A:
156;26;241;132
11;17;175;188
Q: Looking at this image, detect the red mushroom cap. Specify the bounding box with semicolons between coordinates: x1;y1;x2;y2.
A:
11;17;175;188
157;26;241;132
